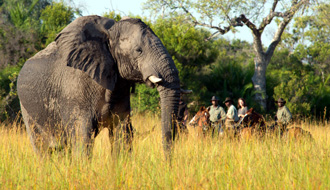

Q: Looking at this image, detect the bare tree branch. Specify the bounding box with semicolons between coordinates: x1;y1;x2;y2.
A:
204;31;221;41
265;19;290;62
238;14;259;36
264;0;310;61
178;3;198;23
259;0;309;32
176;1;243;39
271;0;279;12
259;0;279;32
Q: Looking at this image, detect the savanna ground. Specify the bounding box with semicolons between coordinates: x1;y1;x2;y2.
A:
1;114;330;189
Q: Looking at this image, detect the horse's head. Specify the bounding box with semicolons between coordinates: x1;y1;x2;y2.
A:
189;106;210;127
198;106;210;127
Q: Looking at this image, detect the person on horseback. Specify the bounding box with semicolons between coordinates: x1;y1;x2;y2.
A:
275;98;292;127
207;96;226;133
223;97;239;129
237;97;249;123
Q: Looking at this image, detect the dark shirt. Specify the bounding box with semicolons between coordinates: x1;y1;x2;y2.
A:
178;101;187;121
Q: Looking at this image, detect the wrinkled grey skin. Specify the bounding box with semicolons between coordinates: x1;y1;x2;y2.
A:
17;16;180;156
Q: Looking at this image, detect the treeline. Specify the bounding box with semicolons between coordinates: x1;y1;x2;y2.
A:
1;0;330;121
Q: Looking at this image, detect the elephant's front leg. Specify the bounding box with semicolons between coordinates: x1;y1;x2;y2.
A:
108;81;134;155
108;114;133;156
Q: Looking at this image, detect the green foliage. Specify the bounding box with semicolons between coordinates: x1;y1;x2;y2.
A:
272;71;330;117
0;0;78;120
291;2;330;74
102;11;122;21
40;1;76;46
179;38;255;112
130;84;160;114
152;16;218;69
0;19;37;67
268;47;330;117
0;0;77;67
197;58;256;111
6;0;44;30
271;2;330;117
273;73;312;115
0;65;21;121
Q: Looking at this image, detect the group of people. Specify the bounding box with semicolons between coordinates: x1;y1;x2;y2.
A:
207;96;247;133
178;95;293;133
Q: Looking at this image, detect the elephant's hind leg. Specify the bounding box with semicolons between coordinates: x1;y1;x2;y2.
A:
20;102;56;155
66;115;99;158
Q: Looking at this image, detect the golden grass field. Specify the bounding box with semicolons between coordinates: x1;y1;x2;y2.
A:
1;115;330;189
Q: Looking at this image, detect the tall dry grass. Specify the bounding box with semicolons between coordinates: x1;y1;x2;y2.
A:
1;115;330;189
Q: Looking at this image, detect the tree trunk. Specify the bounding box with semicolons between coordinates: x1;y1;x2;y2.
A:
252;57;268;111
251;31;271;111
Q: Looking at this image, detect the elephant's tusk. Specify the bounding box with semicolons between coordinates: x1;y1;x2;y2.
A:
180;89;193;94
148;76;163;84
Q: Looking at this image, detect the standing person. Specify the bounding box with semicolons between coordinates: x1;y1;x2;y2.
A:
275;98;292;127
237;98;248;121
177;88;192;131
207;96;226;133
177;96;188;126
223;97;239;129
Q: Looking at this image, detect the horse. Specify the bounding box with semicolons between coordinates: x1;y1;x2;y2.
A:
238;108;313;140
239;108;266;128
235;108;267;139
188;106;211;136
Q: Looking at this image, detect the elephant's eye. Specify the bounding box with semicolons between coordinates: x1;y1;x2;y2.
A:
136;48;143;54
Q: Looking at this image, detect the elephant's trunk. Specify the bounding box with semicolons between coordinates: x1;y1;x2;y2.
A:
154;61;180;157
140;35;181;157
158;88;180;155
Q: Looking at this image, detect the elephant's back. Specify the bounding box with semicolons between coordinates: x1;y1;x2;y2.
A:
17;42;60;124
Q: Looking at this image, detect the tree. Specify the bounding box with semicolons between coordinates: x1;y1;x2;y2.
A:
144;0;312;111
291;2;330;79
0;0;79;120
0;0;51;67
40;1;76;46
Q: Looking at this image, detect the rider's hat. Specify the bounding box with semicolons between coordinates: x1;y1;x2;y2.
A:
223;97;234;104
210;96;219;101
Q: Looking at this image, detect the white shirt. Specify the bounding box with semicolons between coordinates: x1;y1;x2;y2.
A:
227;105;239;122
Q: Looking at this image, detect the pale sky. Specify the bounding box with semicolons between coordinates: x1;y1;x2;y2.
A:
71;0;275;44
72;0;146;16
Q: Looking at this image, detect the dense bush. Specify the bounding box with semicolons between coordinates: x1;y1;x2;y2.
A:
0;64;21;121
0;0;77;121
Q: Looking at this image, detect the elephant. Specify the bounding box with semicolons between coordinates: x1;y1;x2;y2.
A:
17;15;180;156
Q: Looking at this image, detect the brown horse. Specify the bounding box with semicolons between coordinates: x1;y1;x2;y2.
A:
236;108;267;139
238;108;313;140
188;106;211;136
239;108;266;128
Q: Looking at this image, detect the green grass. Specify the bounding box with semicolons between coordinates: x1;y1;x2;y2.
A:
1;115;330;189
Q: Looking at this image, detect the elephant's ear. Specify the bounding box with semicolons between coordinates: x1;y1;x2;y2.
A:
55;16;117;91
